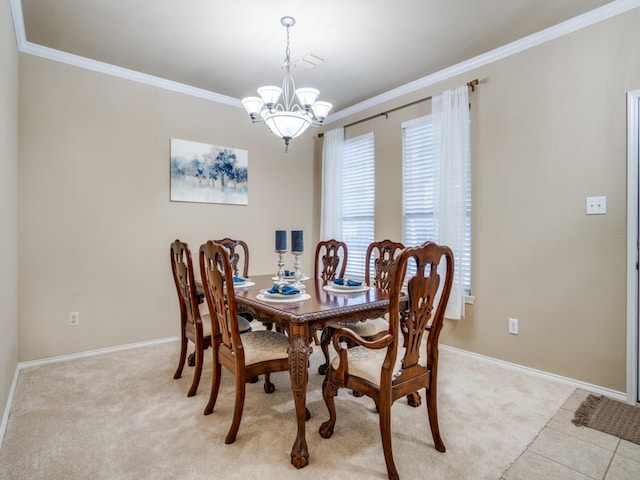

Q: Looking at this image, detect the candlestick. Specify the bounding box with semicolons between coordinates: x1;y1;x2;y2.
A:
275;249;287;285
275;230;287;251
291;251;305;292
291;230;303;253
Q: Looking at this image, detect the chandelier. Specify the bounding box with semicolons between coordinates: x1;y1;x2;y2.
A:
242;16;332;152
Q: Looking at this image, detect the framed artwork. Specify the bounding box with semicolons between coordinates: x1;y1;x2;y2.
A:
170;138;248;205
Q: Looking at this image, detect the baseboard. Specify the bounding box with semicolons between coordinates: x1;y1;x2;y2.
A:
16;336;180;369
440;344;627;402
1;338;627;448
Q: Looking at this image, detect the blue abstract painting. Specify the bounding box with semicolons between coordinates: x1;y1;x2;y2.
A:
170;138;248;205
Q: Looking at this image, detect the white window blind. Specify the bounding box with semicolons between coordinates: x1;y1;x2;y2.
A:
342;133;375;280
402;116;472;293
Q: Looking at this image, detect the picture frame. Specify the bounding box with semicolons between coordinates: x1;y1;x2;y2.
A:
170;138;248;205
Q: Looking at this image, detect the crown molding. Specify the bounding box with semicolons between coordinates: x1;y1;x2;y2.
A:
10;0;640;118
18;41;242;107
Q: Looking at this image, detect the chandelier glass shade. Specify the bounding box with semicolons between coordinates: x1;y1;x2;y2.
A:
242;16;332;151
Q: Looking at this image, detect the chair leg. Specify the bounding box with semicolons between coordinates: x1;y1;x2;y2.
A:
173;335;188;379
225;376;247;444
263;372;275;393
204;352;221;415
187;340;204;397
426;385;445;452
406;391;422;407
379;402;399;480
318;374;338;438
317;327;334;375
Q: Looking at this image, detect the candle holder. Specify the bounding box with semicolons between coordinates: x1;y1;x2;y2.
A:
275;250;287;285
291;251;305;292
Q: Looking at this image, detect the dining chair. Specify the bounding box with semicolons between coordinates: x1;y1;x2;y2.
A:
212;238;252;333
170;239;212;397
319;241;454;480
199;240;291;444
213;237;249;278
317;239;404;375
314;239;348;282
312;239;348;345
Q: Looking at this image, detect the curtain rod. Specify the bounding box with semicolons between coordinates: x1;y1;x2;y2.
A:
318;79;478;138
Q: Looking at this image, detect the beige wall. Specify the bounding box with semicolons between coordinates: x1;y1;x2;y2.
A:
1;0;19;421
18;55;317;361
318;9;640;392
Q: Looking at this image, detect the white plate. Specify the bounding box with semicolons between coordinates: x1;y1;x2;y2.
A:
271;274;309;282
256;293;311;304
323;284;370;294
259;288;303;299
234;281;255;289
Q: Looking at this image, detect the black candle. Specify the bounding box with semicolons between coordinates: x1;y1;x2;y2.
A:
291;230;303;253
275;230;287;251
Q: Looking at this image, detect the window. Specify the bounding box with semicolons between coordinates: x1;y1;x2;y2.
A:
402;116;472;293
342;133;375;280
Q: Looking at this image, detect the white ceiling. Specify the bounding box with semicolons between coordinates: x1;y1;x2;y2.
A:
13;0;633;117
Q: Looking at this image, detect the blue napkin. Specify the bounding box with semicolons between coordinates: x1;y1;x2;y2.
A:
233;276;246;283
333;278;362;287
268;285;300;295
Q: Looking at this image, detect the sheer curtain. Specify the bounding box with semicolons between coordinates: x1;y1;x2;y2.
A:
432;85;470;320
320;128;344;241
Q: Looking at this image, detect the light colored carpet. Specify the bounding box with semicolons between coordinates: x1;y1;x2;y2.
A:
0;335;575;479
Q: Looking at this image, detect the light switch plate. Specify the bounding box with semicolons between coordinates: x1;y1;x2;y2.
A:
586;196;606;215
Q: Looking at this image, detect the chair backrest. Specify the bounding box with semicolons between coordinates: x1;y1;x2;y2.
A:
314;239;348;282
364;240;405;290
387;241;454;384
199;240;244;359
213;238;249;278
170;239;202;331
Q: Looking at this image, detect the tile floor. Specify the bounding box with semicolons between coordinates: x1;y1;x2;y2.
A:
501;389;640;480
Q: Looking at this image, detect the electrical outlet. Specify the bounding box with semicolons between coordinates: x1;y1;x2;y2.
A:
586;196;606;215
508;317;518;335
69;311;79;326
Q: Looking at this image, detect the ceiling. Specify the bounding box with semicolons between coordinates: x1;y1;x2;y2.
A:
14;0;626;116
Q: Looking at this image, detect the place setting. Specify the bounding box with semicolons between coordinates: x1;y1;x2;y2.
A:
257;283;311;304
231;276;255;290
270;270;310;282
322;277;370;294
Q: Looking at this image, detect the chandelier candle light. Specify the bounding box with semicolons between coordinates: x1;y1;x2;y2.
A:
242;17;332;152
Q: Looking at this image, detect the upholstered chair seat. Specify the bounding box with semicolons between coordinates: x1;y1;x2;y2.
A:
239;330;292;365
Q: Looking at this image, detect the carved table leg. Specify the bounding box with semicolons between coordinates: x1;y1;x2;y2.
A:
288;325;312;469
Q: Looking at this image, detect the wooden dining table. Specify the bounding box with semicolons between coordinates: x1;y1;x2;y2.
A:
233;273;394;469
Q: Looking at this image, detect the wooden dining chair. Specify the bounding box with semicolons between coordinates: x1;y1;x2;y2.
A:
314;239;348;282
212;238;252;333
170;239;212;397
213;237;249;278
312;239;348;345
317;240;404;375
199;240;291;444
319;241;454;480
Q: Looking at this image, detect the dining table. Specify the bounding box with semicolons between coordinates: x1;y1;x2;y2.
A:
232;273;394;469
